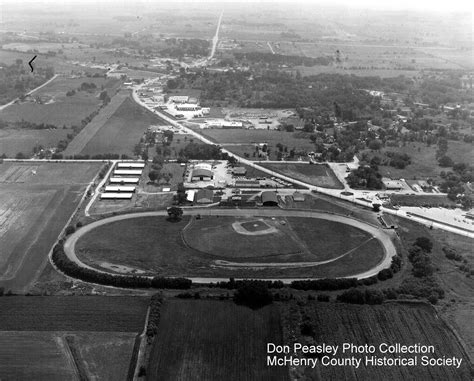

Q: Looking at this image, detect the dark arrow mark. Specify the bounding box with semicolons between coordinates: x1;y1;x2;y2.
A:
28;55;37;72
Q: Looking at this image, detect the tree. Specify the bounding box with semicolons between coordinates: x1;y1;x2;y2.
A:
148;170;161;183
414;237;433;253
233;281;273;310
167;206;183;221
438;155;454;168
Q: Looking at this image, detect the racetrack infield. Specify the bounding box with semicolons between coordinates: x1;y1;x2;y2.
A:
74;210;391;279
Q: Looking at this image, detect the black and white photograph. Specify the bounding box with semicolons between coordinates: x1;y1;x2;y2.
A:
0;0;472;380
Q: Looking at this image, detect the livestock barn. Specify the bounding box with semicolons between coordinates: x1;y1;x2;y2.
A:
261;191;278;206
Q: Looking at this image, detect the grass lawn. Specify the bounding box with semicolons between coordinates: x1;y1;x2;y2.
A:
280;301;471;380
147;299;288;381
260;162;344;189
361;140;473;180
76;214;385;278
1;76;120;127
0;128;71;157
142;163;185;191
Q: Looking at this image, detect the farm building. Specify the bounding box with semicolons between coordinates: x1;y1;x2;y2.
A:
104;185;136;193
195;189;214;204
186;190;196;202
175;104;201;112
117;162;145;169
232;167;247;176
382;178;404;191
292;191;305;202
261;191;278;206
109;177;140;184
114;169;143;176
100;193;133;200
169;95;189;103
191;168;214;181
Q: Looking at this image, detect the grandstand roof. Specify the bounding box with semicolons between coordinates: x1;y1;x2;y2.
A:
261;191;278;206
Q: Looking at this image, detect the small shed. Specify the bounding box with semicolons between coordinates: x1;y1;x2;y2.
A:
232;167;247;176
292;191;305;202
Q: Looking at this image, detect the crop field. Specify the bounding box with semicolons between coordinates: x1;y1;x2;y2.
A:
0;296;147;381
1;76;120;127
0;162;101;293
260;163;344;189
280;301;471;380
147;299;288;381
0;128;71;157
75;212;386;278
0;296;148;331
74;96;166;156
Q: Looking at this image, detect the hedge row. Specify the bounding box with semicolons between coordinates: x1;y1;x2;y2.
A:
52;243;191;289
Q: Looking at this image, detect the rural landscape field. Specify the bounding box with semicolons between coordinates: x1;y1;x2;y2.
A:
0;0;472;380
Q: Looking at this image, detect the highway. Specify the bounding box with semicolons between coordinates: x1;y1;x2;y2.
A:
209;11;224;60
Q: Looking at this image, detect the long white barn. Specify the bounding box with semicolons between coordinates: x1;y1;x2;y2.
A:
105;185;136;193
117;162;146;169
100;193;133;200
109;177;140;184
114;169;143;176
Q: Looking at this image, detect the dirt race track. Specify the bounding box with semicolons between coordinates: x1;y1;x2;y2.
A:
0;161;102;293
66;208;397;283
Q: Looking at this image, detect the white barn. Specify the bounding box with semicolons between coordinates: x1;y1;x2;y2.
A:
100;193;133;200
109;177;140;184
117;162;145;169
105;185;136;193
114;169;143;176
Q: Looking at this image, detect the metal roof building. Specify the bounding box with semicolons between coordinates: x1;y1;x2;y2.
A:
104;185;136;193
117;162;145;169
109;177;140;184
261;191;278;206
191;168;213;180
114;169;143;176
100;193;133;200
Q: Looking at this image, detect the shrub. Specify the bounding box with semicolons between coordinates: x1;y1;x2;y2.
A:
377;268;393;281
65;225;76;235
414;237;433;253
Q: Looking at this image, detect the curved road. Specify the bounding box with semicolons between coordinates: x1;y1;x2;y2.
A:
62;208;397;284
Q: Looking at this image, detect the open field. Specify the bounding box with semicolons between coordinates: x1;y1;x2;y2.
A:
76;96;166;156
147;299;288;381
1;76;120;127
260;163;344;189
75;211;387;278
0;162;101;293
0;296;148;331
0;128;71;157
197;128;316;160
62;92;129;156
280;301;472;380
361;140;473;180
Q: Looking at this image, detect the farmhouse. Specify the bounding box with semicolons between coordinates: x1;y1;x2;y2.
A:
261;191;278;206
114;169;143;176
100;192;133;200
109;177;140;184
117;162;145;169
195;189;214;204
191;168;214;181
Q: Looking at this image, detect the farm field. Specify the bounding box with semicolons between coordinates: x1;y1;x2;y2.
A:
0;162;101;293
1;76;120;127
260;162;344;189
0;296;148;331
75;211;387;278
147;299;289;381
360;140;473;180
0;128;71;157
0;296;147;381
280;301;472;380
76;96;167;156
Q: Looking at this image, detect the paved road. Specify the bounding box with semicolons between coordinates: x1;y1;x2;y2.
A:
62;208;397;284
209;11;224;60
